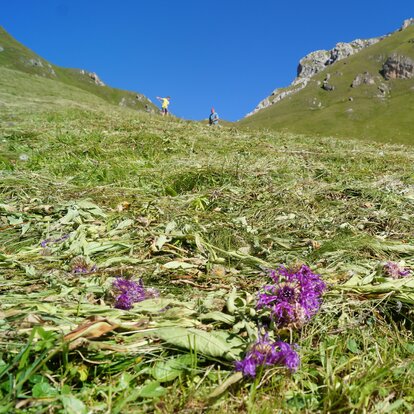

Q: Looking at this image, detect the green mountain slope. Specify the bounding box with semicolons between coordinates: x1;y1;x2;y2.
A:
0;26;156;112
240;25;414;144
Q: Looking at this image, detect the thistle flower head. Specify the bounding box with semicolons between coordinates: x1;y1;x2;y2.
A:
257;265;326;328
383;262;410;279
70;256;96;274
235;335;299;377
113;278;159;310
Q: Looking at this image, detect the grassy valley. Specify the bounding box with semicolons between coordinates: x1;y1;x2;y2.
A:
0;26;414;414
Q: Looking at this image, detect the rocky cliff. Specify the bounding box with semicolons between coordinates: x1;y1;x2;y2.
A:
245;19;414;118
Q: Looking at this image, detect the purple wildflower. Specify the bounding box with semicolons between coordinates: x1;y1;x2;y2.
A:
383;262;410;279
235;336;300;377
257;265;326;328
113;278;159;310
40;234;70;248
70;256;96;274
40;238;52;248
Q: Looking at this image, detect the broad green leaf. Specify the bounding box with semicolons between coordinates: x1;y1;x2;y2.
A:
199;311;235;325
156;327;244;360
138;381;166;398
109;219;134;234
83;241;131;256
165;221;177;234
25;266;36;277
152;354;193;382
32;382;58;398
76;200;106;217
21;222;30;236
98;256;141;268
0;203;16;213
61;395;87;414
60;208;80;224
346;339;360;354
133;298;191;314
207;372;243;400
162;261;195;270
8;216;23;225
153;234;169;250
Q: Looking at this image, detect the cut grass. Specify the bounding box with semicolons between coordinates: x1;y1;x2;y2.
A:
1;101;414;413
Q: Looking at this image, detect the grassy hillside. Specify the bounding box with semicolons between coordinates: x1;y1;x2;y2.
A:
1;90;414;412
241;25;414;144
0;26;156;112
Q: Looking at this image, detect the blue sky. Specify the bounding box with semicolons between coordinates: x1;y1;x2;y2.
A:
2;1;413;120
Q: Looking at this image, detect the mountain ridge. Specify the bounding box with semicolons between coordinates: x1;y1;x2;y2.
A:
245;18;414;118
240;19;414;144
0;26;156;112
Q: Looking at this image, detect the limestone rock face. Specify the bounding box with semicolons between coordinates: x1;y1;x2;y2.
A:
246;36;380;117
322;81;335;91
28;58;44;67
79;69;106;86
401;18;414;30
382;54;414;80
297;50;330;78
245;18;414;118
0;46;4;52
351;72;376;87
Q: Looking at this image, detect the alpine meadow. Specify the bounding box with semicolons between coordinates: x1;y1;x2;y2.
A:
1;18;414;414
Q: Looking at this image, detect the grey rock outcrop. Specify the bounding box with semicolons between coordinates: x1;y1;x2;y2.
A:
401;18;414;30
28;58;44;67
322;81;335;91
246;36;380;117
351;72;376;87
297;50;330;78
79;69;106;86
0;46;4;52
382;54;414;80
297;39;380;80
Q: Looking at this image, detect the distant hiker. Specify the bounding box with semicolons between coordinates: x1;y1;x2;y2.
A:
156;96;170;116
209;107;219;126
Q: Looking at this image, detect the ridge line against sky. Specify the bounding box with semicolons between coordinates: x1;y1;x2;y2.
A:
2;0;413;121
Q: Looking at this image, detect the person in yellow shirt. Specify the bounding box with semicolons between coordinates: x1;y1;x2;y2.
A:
156;96;171;116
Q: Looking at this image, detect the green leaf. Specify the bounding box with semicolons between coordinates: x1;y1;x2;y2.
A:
61;395;87;414
346;338;360;354
152;354;193;382
98;256;141;268
60;208;80;224
76;200;106;217
139;381;166;398
162;261;195;269
207;371;243;400
132;298;178;314
83;241;131;256
199;311;235;325
154;234;169;250
21;222;31;236
32;382;58;398
156;327;244;360
8;216;23;225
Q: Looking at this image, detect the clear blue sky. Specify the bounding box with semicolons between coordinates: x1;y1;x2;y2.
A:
1;1;413;120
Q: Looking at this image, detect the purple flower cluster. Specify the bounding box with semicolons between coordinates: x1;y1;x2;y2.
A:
235;335;300;377
40;234;70;248
70;256;97;274
256;265;326;329
383;262;410;279
113;278;159;310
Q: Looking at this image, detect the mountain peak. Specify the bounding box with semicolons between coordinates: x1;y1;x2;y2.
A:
246;18;413;118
